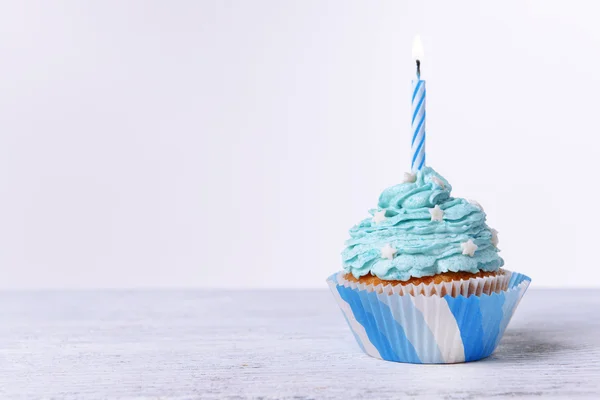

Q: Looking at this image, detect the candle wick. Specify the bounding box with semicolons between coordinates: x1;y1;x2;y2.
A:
416;59;421;80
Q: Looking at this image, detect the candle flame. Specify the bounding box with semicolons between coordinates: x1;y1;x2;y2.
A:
412;35;424;61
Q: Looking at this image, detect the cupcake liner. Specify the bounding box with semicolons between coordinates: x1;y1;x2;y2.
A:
327;270;530;364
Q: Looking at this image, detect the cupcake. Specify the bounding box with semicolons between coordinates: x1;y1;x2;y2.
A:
327;167;530;363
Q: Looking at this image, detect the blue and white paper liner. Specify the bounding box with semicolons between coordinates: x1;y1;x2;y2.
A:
327;270;530;364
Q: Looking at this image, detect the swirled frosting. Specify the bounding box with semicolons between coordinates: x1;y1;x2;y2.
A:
342;167;503;281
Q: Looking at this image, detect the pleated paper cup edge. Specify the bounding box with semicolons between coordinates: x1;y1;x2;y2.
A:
327;270;530;299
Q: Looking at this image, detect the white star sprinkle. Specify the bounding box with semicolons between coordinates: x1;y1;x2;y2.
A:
431;176;445;188
429;205;444;222
403;172;416;183
380;243;397;260
461;239;478;257
468;199;484;211
490;228;499;247
372;210;386;224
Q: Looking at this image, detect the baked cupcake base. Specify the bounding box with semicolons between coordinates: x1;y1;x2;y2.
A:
344;269;500;286
328;270;530;364
343;269;510;297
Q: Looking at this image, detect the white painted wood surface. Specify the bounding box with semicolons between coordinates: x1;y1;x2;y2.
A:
0;289;599;399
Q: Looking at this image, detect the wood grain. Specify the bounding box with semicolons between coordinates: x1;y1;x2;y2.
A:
0;289;598;399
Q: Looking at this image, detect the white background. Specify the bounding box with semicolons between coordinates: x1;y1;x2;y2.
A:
1;0;598;289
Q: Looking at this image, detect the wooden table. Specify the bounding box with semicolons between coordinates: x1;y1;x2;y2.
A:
1;289;599;399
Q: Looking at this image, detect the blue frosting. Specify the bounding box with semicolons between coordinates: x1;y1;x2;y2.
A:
342;167;504;281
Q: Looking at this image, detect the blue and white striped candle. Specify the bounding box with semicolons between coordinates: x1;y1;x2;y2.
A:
411;36;426;172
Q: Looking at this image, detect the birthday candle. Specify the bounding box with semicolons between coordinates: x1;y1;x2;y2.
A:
411;36;426;172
